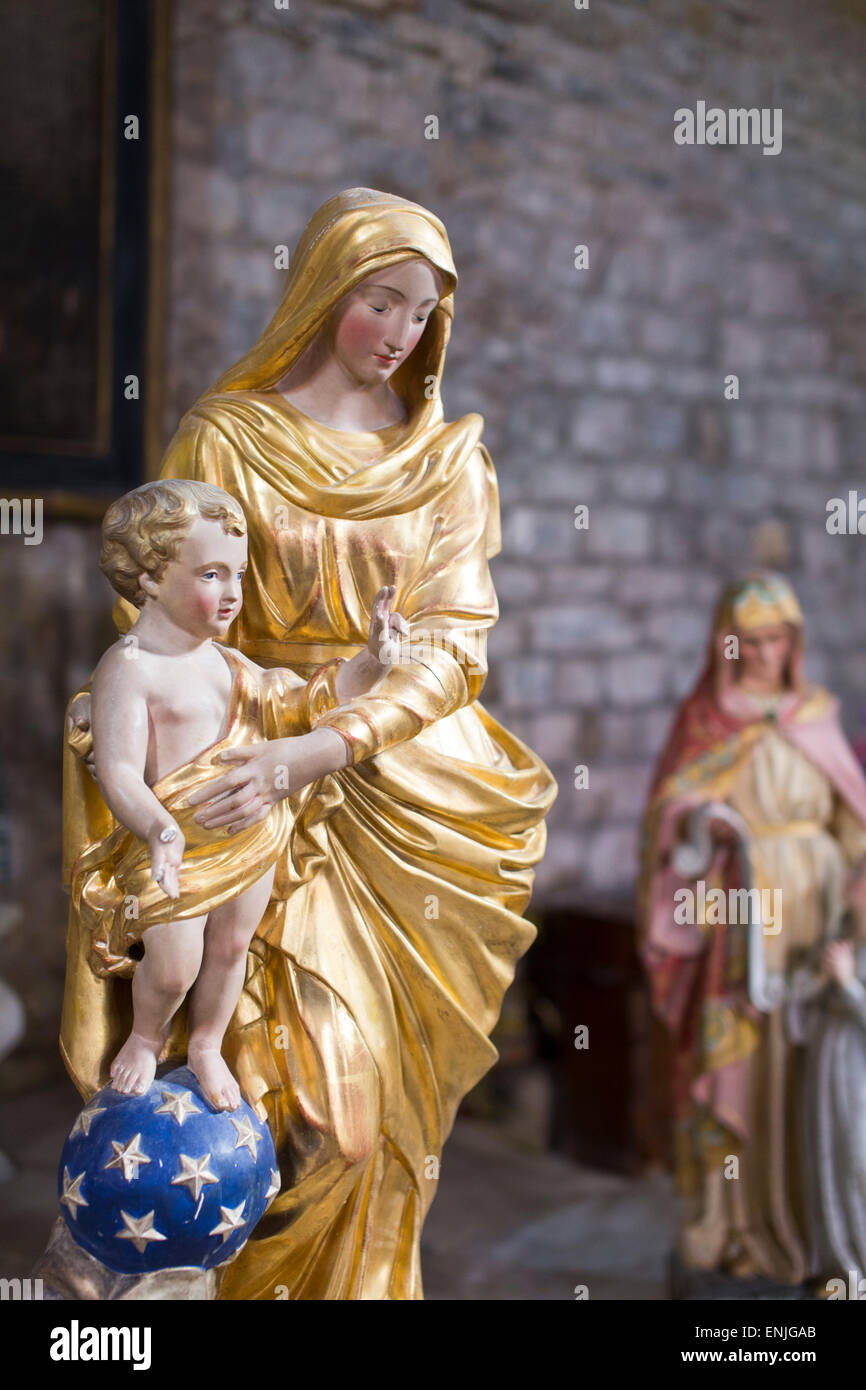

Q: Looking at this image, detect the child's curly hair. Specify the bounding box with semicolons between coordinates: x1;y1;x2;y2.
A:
100;479;247;607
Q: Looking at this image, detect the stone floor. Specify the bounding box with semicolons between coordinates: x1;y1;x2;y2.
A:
0;1078;82;1281
0;1074;679;1299
422;1118;677;1300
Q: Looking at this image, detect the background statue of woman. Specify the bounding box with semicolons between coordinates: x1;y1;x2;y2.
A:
61;187;558;1300
638;571;866;1287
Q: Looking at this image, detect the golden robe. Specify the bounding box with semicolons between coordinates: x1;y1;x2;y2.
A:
60;188;558;1300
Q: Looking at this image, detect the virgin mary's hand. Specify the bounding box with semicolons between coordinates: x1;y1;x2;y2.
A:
188;731;347;833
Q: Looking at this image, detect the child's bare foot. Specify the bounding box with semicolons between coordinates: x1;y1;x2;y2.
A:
110;1031;162;1096
188;1041;241;1111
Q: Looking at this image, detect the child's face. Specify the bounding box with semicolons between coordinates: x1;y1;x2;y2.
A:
141;515;247;639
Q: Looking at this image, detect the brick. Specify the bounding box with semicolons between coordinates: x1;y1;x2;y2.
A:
577;300;635;350
502;507;579;560
579;763;654;820
555;565;614;598
554;659;603;707
586;825;641;894
174;165;241;236
767;327;830;371
532;826;586;895
571;398;636;456
761;409;813;475
602;652;668;706
487;615;525;661
615;566;716;606
247;110;340;177
524;711;581;765
612;462;669;502
605;243;662;299
497;656;556;710
640;401;688;453
644;607;713;655
747;261;808;318
720;320;767;372
593;356;657;394
489;563;541;604
640;311;711;360
533;604;638;653
724;471;777;513
583;506;652;560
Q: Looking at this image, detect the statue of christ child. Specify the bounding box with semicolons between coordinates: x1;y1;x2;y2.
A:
88;478;406;1110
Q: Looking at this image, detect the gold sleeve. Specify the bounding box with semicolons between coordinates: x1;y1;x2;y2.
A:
260;658;349;739
313;448;498;764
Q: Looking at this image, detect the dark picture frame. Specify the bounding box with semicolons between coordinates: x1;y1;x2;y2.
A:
0;0;171;510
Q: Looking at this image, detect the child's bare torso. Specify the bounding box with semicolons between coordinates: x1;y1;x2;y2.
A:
124;642;237;784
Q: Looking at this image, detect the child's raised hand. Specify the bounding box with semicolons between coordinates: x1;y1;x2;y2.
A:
366;585;409;669
149;823;185;900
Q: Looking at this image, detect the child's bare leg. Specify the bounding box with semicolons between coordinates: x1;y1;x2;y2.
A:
187;867;275;1111
111;916;206;1096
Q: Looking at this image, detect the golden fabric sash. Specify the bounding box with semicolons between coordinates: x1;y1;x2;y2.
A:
747;819;824;838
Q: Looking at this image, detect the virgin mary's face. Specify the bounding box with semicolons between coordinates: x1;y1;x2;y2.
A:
327;258;443;387
736;621;793;690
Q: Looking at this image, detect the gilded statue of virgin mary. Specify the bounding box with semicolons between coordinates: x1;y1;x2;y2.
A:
60;187;558;1299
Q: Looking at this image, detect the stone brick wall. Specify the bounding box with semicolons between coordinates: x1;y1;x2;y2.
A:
0;522;116;1056
5;0;866;1062
160;0;866;905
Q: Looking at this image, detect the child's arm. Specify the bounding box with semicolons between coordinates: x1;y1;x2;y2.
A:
91;648;185;899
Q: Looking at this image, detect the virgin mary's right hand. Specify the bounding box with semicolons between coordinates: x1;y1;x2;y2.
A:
67;692;98;781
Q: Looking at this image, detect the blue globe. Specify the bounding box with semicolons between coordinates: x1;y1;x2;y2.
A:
58;1067;279;1274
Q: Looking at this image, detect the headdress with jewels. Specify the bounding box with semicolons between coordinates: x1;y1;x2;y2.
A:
713;572;804;635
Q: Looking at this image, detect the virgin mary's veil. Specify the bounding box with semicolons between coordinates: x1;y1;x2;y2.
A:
204;187;460;441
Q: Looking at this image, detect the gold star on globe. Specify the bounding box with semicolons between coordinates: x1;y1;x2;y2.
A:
154;1089;201;1125
104;1133;151;1182
60;1167;89;1221
69;1105;107;1140
265;1169;280;1204
231;1114;260;1159
115;1209;167;1254
171;1153;219;1202
209;1201;247;1244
